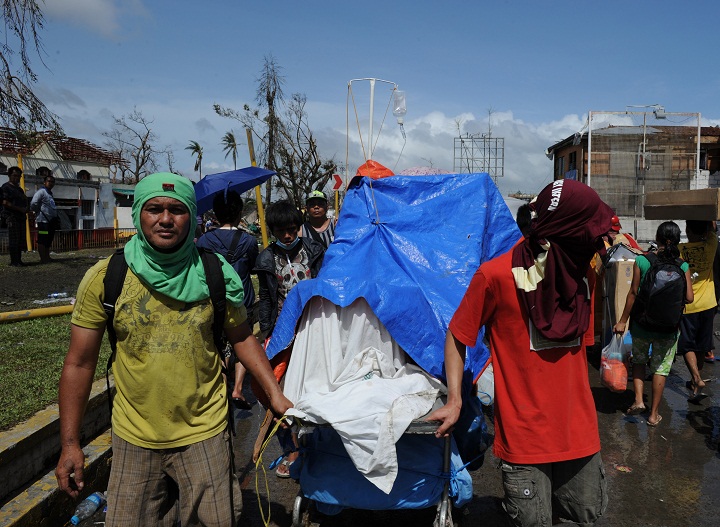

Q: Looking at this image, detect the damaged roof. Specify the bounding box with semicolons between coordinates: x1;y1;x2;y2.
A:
0;128;123;166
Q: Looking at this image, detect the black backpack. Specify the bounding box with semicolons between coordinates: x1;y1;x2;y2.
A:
102;247;227;416
630;252;687;332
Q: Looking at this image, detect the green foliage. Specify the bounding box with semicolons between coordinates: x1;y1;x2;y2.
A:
0;315;112;431
186;140;204;177
221;130;240;170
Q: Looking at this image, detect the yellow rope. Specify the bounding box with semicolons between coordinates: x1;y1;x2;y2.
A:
254;415;290;527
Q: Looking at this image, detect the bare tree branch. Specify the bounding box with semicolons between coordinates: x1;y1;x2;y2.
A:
214;57;336;209
0;0;61;132
102;108;163;183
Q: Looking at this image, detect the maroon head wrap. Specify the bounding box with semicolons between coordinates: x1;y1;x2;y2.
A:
511;179;613;342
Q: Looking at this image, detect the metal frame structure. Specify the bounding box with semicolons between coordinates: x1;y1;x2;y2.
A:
586;109;701;237
587;108;701;188
453;134;505;182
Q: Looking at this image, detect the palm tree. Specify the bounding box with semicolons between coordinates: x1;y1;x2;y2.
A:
221;130;240;170
185;140;203;178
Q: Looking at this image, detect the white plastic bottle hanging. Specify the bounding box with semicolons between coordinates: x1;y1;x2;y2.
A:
392;90;407;124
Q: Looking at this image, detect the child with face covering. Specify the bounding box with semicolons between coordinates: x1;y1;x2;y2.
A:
253;199;325;477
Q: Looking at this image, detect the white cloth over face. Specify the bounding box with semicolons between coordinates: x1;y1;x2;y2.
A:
282;296;445;494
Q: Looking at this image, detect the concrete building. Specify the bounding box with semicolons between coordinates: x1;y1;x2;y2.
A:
546;124;720;242
0;128;134;231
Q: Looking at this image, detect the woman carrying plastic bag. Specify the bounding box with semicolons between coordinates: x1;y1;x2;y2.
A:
613;221;694;427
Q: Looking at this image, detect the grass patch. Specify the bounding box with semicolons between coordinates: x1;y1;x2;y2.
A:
0;315;112;431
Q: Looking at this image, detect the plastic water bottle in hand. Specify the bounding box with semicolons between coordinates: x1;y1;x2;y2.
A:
70;491;106;525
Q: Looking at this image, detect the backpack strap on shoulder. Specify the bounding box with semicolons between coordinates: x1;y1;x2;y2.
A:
103;248;129;415
303;221;326;246
199;248;235;435
103;248;128;351
199;248;227;355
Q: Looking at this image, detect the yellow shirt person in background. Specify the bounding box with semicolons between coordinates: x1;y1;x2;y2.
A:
678;220;718;398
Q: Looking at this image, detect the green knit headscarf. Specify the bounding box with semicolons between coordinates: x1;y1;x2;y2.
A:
123;172;244;306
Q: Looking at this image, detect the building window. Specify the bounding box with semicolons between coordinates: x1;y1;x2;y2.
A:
81;199;94;216
82;219;95;230
557;157;565;179
569;151;577;171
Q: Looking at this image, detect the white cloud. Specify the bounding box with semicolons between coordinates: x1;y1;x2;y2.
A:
44;81;584;194
35;84;86;108
320;109;582;196
42;0;149;38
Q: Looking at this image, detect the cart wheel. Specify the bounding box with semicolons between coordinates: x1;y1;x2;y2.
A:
292;493;307;527
434;497;453;527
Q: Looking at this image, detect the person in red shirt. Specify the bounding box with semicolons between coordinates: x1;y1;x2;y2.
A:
609;215;641;249
430;179;612;527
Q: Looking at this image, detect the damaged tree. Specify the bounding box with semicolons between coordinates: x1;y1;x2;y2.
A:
214;55;336;208
103;108;169;183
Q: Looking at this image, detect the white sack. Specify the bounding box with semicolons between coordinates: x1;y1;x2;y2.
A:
283;297;445;494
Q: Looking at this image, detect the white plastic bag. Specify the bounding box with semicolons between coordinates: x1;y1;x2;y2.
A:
600;334;628;393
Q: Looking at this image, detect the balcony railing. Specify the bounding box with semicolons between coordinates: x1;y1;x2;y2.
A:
0;227;137;254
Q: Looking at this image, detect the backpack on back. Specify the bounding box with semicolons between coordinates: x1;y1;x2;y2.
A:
630;252;686;332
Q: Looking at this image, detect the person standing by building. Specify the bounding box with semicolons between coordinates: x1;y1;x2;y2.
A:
55;173;292;526
196;190;259;409
430;179;610;527
1;166;29;267
30;167;58;264
679;220;718;398
301;190;335;248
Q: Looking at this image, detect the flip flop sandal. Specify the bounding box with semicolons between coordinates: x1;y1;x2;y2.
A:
232;397;252;410
276;459;294;478
647;415;663;427
626;404;646;415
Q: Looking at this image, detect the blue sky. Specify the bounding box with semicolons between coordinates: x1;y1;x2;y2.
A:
34;0;720;196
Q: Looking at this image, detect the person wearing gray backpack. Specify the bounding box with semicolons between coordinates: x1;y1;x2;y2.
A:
614;221;693;426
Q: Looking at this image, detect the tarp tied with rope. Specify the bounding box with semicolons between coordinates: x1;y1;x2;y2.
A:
266;168;521;382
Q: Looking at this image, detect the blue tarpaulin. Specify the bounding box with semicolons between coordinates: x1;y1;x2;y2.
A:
266;172;521;381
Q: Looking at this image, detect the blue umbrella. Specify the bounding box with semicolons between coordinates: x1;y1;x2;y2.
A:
194;166;276;213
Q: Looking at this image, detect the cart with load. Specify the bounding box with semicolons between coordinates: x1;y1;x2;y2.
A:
263;166;521;526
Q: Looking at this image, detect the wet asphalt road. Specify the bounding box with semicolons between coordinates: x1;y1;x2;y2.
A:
231;339;720;527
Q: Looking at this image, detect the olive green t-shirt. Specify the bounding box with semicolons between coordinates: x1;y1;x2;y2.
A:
72;257;247;449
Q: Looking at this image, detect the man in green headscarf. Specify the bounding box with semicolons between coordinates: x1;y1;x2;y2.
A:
56;173;292;527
